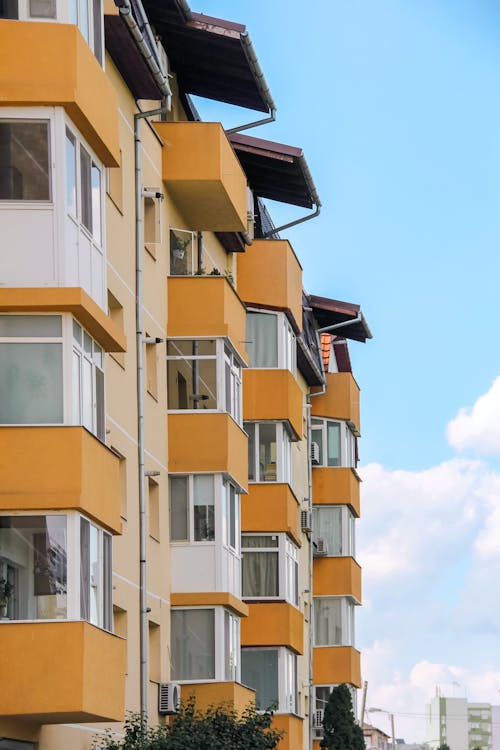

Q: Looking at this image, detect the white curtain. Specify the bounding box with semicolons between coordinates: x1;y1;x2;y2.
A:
246;312;278;367
171;609;215;680
242;550;279;597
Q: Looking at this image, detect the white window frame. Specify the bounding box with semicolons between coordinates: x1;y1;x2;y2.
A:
169;474;240;555
171;605;240;683
65;124;104;248
311;418;356;468
312;505;356;557
245;421;292;483
0;510;112;630
313;596;356;647
0;117;53;203
246;309;296;373
169;227;196;275
241;646;297;714
0;313;105;440
241;533;298;606
167;338;243;425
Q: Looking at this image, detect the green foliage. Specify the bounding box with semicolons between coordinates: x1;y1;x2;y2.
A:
320;684;364;750
0;577;14;603
437;744;452;750
93;698;283;750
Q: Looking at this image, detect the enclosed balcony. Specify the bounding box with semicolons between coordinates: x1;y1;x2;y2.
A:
154;122;248;232
241;603;304;654
312;467;360;516
168;413;248;492
0;621;125;722
243;369;303;439
311;373;360;434
313;646;361;687
236;240;303;332
167;275;247;362
313;557;362;603
0;425;121;533
0;21;119;165
273;715;304;750
242;484;300;545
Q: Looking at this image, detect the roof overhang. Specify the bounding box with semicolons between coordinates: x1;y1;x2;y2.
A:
309;295;372;343
229;133;317;208
140;2;274;112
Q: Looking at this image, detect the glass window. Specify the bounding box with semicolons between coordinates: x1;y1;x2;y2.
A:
245;422;291;483
241;648;279;710
311;418;356;468
242;535;279;598
72;320;105;440
169;475;217;544
193;475;214;542
0;121;50;201
67;129;103;245
0;315;63;425
241;647;296;713
0;515;67;620
224;609;239;681
167;339;242;422
0;740;37;750
313;506;356;557
0;0;19;18
242;534;298;605
170;476;189;542
314;597;355;646
169;228;195;276
66;130;76;215
171;608;215;681
246;312;278;368
80;517;111;630
29;0;56;17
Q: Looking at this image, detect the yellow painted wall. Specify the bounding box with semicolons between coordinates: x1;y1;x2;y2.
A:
242;602;304;654
243;369;304;439
311;373;360;432
242;484;301;546
313;646;361;687
313;557;362;602
312;468;361;517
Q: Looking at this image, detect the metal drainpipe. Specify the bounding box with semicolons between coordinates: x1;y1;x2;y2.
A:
135;104;168;731
262;156;322;238
307;312;364;749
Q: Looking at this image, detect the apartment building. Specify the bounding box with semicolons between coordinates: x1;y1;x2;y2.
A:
426;696;495;750
0;1;370;749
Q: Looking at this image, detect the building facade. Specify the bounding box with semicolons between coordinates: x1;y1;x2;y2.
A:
427;696;495;750
0;1;370;749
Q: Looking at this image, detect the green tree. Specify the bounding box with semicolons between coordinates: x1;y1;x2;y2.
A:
320;684;365;750
437;744;452;750
93;698;283;750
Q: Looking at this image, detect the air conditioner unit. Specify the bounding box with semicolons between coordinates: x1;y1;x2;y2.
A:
314;709;324;728
246;187;255;241
300;510;312;533
311;441;320;465
158;682;181;715
314;537;328;557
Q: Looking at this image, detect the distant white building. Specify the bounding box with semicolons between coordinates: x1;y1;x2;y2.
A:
426;696;496;750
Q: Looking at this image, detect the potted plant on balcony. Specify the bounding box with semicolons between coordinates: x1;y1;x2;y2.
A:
0;577;14;619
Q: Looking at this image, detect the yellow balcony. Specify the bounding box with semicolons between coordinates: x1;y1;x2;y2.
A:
0;621;125;722
242;484;301;546
154;122;247;232
313;646;361;687
243;369;303;439
241;603;304;654
312;467;360;517
168;413;248;492
311;373;360;434
236;240;303;331
273;714;304;750
0;426;121;534
0;21;119;166
181;681;255;714
313;557;362;602
171;592;248;618
167;276;247;362
0;287;126;352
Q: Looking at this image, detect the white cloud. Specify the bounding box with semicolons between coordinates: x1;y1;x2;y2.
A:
447;376;500;455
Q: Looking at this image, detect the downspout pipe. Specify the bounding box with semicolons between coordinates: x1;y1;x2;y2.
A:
117;0;172;105
225;32;277;135
310;314;363;400
135;104;169;731
262;155;322;238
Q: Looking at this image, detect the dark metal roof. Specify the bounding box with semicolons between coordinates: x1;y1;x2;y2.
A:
105;13;164;100
309;296;372;343
140;3;273;112
297;291;324;387
229;133;316;208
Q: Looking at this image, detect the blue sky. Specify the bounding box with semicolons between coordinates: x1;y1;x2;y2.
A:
190;1;500;740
